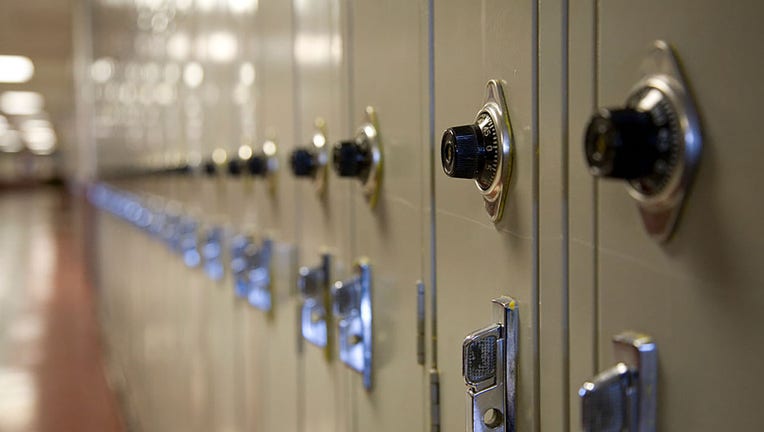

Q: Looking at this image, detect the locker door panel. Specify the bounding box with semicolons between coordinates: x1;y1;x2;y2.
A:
347;0;430;431
585;1;764;430
293;0;354;431
243;2;301;432
434;1;538;430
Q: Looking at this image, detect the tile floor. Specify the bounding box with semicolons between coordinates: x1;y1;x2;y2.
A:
0;186;124;432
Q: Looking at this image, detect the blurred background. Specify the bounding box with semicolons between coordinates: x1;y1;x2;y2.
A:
0;0;74;185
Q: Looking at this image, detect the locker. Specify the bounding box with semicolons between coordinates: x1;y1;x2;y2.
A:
343;0;431;431
568;0;764;430
433;1;538;431
292;0;355;431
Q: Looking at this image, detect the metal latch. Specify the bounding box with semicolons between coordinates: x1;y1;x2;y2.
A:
246;237;273;312
299;253;333;354
332;258;372;389
230;234;256;298
579;331;657;432
201;225;225;281
462;296;518;432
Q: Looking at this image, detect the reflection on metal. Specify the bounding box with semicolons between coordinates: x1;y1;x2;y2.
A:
416;280;426;365
332;258;372;389
479;80;514;223
462;296;518;432
298;253;332;356
230;234;256;298
579;332;657;432
201;225;225;281
357;107;383;208
247;237;273;312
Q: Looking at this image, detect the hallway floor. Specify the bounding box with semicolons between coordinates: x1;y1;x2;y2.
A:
0;187;124;432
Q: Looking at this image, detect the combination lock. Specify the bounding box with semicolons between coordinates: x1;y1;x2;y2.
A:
331;107;383;208
463;297;518;432
290;119;330;196
441;80;514;223
584;40;702;242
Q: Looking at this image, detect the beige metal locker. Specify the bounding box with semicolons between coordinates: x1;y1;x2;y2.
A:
292;0;355;431
569;0;764;430
433;0;538;430
343;0;431;431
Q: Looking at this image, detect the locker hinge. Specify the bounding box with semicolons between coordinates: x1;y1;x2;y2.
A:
430;369;441;432
417;280;426;365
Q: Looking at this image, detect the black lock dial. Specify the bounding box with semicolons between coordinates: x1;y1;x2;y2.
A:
441;112;500;190
332;140;372;179
585;87;680;196
291;148;318;177
246;154;268;177
203;160;218;177
227;159;242;177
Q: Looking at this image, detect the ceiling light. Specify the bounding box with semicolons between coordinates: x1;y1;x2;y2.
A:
0;56;34;83
0;92;44;116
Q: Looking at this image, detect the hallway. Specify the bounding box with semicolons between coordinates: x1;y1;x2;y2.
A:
0;187;123;431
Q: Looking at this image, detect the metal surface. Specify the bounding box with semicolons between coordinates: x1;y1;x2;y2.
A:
246;237;274;313
354;106;384;209
463;297;518;432
312;118;331;197
622;41;702;242
580;332;657;432
475;80;515;223
332;258;373;390
299;252;333;354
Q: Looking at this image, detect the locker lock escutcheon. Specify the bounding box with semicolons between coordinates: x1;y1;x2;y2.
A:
298;253;333;353
230;234;257;298
290;118;330;197
331;107;383;209
247;237;274;312
579;331;657;432
441;80;515;223
463;296;518;432
332;259;372;389
584;40;702;242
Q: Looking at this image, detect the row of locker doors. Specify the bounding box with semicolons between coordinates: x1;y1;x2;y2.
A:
88;0;764;431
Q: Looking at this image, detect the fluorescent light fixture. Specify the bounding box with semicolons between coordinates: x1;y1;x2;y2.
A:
20;118;57;155
0;56;34;83
0;91;44;116
0;130;23;153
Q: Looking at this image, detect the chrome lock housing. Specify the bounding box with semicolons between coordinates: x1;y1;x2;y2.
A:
441;80;515;223
584;40;702;242
230;234;257;298
290;118;330;197
177;215;200;268
462;296;518;432
332;259;372;389
247;237;274;312
332;107;383;209
579;332;657;432
201;225;225;281
298;253;333;353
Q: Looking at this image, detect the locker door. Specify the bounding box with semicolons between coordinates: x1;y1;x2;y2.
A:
292;0;354;431
570;1;764;429
345;0;430;431
242;1;301;431
434;1;538;430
